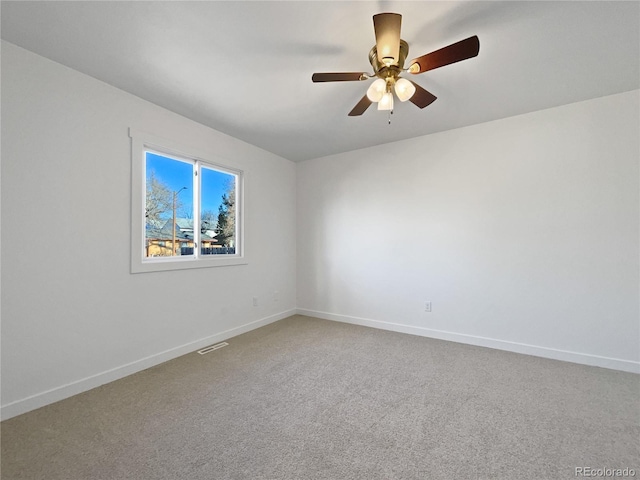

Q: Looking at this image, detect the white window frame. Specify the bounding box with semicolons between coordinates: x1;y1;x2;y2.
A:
130;128;246;273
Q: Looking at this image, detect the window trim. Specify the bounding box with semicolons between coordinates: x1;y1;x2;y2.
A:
130;128;247;273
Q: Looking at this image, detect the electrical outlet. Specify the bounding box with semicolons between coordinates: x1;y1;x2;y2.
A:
425;301;432;313
273;291;279;302
253;297;258;307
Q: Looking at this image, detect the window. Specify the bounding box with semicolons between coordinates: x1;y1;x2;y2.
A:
130;129;245;273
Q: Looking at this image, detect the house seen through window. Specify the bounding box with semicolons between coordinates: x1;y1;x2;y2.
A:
144;151;238;259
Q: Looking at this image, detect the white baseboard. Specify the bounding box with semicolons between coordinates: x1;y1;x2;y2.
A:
4;307;636;420
1;309;296;421
296;308;640;374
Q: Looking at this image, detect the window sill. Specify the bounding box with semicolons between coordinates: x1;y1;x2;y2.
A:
131;255;248;274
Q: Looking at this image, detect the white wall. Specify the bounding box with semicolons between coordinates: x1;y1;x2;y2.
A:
297;90;640;373
1;41;297;419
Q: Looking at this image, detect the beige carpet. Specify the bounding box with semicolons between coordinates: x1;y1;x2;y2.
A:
1;315;638;479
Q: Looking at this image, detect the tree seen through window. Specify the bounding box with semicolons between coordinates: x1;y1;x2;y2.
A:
144;152;236;258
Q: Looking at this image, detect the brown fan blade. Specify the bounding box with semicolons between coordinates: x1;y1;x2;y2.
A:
408;81;437;109
373;13;402;66
408;36;479;75
348;95;373;116
312;72;368;82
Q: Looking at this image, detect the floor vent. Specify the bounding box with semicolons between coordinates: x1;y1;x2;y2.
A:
198;342;229;355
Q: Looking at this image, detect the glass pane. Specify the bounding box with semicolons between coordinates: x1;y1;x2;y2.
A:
201;166;236;256
144;152;194;258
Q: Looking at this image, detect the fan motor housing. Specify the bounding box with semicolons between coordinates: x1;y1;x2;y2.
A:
369;39;409;79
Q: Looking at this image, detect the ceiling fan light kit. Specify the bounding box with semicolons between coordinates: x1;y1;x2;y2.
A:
312;12;480;119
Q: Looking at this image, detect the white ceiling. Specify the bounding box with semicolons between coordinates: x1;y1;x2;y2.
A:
2;1;638;162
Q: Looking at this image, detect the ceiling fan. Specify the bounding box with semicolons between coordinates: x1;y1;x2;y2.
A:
312;13;479;117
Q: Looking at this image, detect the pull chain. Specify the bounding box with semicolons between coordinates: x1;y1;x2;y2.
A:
388;109;393;125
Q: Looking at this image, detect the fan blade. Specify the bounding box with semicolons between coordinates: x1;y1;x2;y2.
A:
312;72;368;82
408;36;479;74
408;81;437;109
373;13;402;66
348;95;373;116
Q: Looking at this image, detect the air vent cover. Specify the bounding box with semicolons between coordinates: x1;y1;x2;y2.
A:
197;342;229;355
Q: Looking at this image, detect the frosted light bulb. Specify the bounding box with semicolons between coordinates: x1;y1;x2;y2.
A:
366;79;386;102
377;91;394;111
394;78;416;102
